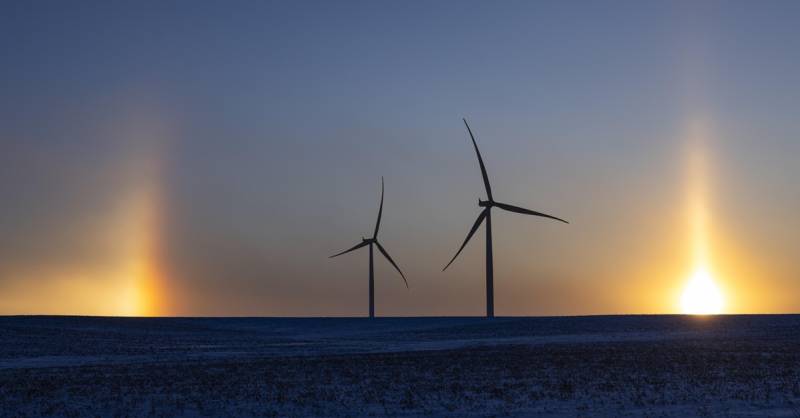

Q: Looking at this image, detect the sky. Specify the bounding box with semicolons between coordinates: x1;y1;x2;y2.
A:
1;1;798;316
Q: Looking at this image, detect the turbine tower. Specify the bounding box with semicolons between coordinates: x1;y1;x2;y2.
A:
330;177;407;318
443;119;568;318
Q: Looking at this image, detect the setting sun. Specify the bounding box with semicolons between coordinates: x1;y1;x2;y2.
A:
680;266;723;315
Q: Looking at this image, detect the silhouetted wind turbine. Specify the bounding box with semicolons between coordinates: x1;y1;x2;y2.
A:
443;119;568;318
330;177;407;318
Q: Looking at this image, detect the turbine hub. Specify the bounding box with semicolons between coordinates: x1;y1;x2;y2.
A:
478;199;493;208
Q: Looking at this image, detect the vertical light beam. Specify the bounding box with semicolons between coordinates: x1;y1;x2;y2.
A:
680;119;724;315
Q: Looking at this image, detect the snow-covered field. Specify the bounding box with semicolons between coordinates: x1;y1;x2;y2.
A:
1;315;799;417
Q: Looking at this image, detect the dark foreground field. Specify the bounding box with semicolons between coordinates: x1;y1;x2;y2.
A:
1;315;799;417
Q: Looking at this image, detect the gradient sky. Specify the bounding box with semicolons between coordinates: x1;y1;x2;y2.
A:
1;1;798;316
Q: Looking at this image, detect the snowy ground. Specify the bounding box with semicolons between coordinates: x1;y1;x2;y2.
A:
1;315;799;417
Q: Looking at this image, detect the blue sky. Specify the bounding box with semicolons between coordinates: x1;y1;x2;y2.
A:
1;1;799;315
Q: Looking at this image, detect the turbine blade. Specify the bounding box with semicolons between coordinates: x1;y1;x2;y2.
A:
494;202;569;224
375;241;408;288
329;240;369;258
443;208;488;271
463;118;493;201
373;177;384;239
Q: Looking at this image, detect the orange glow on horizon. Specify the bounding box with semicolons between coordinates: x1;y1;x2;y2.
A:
115;165;165;317
0;167;166;317
0;113;170;317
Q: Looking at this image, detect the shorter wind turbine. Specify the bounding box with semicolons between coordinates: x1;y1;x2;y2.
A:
443;119;568;318
330;177;407;318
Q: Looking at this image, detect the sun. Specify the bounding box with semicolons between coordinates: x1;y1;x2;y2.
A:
680;266;723;315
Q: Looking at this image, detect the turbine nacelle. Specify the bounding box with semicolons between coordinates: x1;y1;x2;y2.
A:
478;198;493;208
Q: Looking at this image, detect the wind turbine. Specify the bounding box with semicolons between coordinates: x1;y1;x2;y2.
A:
443;119;568;318
330;177;408;318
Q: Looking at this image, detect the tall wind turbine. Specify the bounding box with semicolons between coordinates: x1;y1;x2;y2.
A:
330;177;408;318
443;119;568;318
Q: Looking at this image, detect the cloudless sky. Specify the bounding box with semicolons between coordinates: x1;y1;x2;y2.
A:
1;1;798;316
